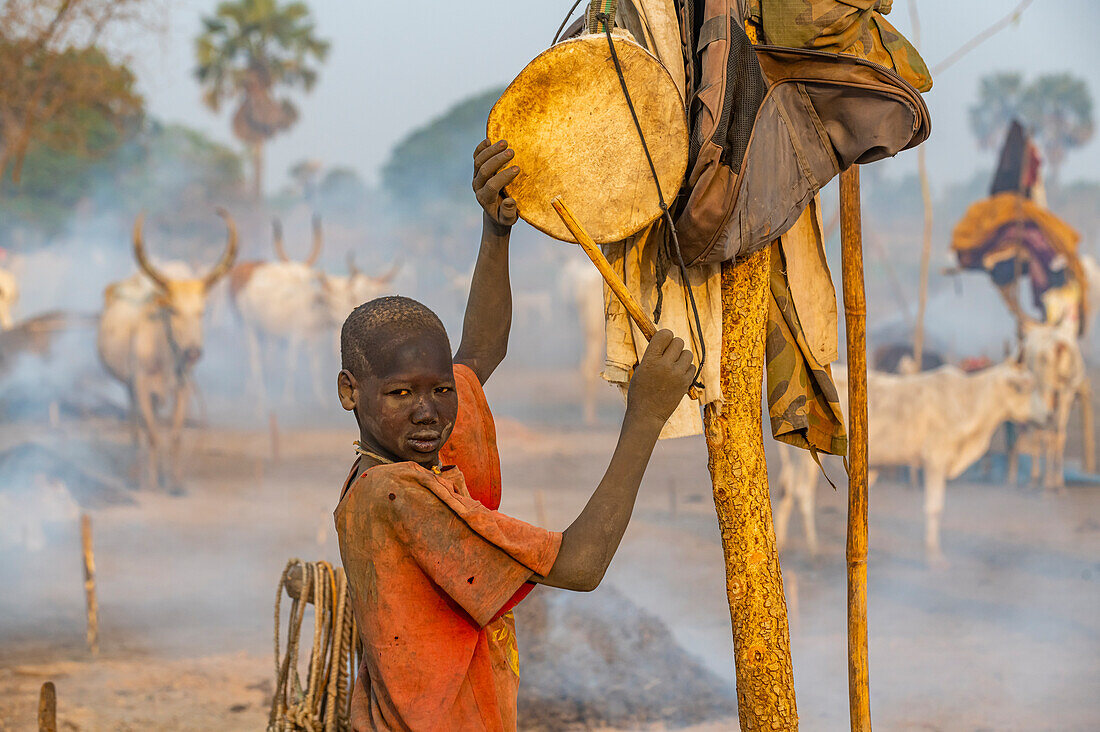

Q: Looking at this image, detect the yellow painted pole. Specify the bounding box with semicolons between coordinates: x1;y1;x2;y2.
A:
841;166;871;731
704;245;798;730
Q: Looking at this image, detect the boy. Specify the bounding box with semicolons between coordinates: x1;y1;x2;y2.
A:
334;139;695;731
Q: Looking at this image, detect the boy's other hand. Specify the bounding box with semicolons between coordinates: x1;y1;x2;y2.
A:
473;138;520;227
626;329;695;425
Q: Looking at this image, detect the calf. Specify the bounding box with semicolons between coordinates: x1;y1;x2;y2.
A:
775;359;1045;564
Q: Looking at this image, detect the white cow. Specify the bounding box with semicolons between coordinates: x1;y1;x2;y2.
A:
97;211;237;490
317;253;400;331
774;359;1046;564
1008;322;1087;490
230;217;329;405
0;264;18;330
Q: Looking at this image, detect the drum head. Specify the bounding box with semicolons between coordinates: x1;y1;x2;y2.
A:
487;33;688;245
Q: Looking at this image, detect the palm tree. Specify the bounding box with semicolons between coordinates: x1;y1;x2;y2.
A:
195;0;329;201
1020;73;1094;188
969;71;1094;189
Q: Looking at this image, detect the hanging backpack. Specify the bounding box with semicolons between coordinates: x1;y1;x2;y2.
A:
672;0;931;265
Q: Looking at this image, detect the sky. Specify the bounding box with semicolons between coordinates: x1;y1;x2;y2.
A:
129;0;1100;194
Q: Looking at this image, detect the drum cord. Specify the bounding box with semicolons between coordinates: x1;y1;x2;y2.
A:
597;12;707;392
552;0;586;45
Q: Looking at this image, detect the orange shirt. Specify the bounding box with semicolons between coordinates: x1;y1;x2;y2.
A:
335;364;561;731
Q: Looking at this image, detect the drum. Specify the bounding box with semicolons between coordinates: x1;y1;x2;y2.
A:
487;32;688;245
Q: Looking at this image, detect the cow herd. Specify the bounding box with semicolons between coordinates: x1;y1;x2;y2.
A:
1;210;1092;559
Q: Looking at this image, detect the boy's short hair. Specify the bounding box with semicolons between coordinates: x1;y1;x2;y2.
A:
341;296;450;378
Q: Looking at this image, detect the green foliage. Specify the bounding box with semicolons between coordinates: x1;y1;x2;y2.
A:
0;42;143;184
381;87;505;214
194;0;329;125
0;120;245;242
968;71;1094;183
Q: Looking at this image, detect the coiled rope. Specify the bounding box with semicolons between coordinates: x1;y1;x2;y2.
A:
269;559;360;732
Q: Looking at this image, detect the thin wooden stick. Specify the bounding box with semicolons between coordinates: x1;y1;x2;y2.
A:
551;196;701;401
38;681;57;732
1081;378;1096;474
80;514;99;657
841;166;871;731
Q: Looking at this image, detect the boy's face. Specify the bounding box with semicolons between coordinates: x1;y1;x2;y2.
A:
340;333;458;467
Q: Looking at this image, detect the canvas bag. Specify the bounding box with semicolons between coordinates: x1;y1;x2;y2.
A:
673;0;931;265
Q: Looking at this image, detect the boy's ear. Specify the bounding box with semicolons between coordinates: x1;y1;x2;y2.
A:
337;369;358;411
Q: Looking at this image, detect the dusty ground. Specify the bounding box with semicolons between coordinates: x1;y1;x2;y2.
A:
1;368;1099;731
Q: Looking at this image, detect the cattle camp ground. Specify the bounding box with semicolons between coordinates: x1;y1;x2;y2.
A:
2;1;1100;731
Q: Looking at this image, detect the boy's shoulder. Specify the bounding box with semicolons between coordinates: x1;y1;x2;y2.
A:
341;462;459;516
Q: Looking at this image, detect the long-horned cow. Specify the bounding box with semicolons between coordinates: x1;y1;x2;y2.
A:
230;215;328;405
774;359;1047;564
97;211;237;490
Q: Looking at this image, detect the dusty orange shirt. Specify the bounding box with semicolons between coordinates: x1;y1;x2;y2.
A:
335;364;561;731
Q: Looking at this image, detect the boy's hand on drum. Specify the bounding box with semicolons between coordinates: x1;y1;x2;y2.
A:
626;329;696;425
473;139;520;227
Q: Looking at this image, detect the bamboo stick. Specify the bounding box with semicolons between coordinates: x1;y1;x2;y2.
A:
38;681;57;732
704;246;798;730
551;196;701;401
841;166;871;731
80;514;98;657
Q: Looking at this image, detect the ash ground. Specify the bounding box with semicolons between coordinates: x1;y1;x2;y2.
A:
1;367;1098;731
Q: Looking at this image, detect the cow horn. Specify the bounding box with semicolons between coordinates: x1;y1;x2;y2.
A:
306;214;323;267
371;259;402;285
346;252;359;277
203;208;239;289
132;214;170;291
272;218;289;262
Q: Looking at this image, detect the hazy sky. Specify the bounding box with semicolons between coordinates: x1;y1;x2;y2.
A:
130;0;1100;193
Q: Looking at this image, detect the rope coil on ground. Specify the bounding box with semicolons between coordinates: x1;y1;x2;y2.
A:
269;559;360;732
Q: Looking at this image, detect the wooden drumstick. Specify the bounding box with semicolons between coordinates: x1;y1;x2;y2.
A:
551;196;701;402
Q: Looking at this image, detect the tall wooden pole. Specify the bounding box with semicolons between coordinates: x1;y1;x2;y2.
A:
704;245;798;730
841;166;871;731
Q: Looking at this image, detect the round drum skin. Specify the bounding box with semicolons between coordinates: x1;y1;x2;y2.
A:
487;33;688;244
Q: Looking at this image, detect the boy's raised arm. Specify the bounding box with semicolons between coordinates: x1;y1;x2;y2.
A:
534;330;695;592
453;139;521;385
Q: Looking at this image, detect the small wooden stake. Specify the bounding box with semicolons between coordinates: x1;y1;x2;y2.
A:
534;490;548;528
269;411;281;463
841;166;871;731
80;514;99;656
38;681;57;732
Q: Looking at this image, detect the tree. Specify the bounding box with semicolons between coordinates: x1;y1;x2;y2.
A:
381;87;505;212
1020;73;1094;187
968;72;1026;151
0;0;146;188
0;118;245;243
968;71;1094;187
195;0;330;201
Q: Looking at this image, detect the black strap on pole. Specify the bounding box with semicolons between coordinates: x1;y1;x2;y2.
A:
597;13;707;390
